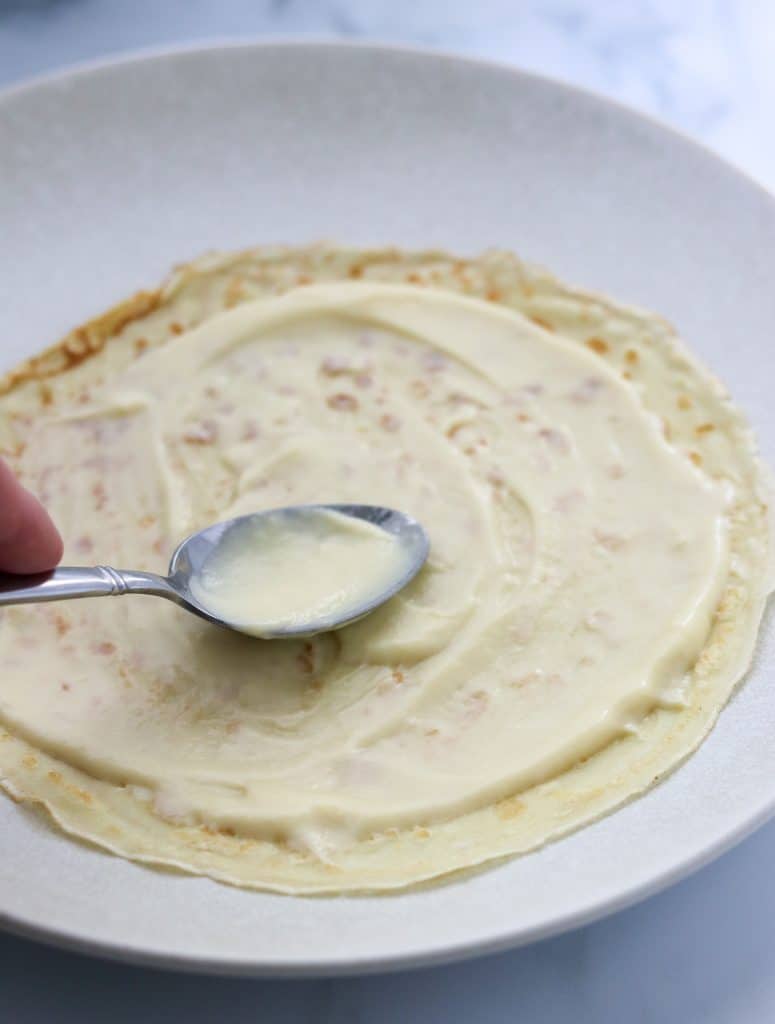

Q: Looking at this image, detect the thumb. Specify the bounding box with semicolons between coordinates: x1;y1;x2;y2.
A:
0;459;64;574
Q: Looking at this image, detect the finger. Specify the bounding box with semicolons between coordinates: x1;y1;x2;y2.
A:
0;459;64;574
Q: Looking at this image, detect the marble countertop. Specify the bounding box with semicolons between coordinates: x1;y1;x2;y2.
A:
2;2;774;1021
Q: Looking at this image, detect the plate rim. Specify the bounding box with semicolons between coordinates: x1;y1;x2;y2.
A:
2;33;773;206
2;796;775;977
1;37;774;977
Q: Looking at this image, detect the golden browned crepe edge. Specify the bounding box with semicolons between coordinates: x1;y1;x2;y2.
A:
0;290;162;397
0;242;644;393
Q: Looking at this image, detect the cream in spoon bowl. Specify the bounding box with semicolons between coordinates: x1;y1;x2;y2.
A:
183;504;429;638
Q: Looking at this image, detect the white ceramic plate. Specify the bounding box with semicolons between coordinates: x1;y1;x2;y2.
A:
1;41;774;977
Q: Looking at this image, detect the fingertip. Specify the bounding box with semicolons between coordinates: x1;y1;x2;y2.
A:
0;468;64;574
36;513;64;571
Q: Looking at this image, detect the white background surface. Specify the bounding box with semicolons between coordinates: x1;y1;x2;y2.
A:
1;2;774;1021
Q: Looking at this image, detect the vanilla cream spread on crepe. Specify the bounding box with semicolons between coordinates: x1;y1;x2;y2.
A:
0;246;772;894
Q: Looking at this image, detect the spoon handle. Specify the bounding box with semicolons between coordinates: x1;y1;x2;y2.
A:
0;566;172;607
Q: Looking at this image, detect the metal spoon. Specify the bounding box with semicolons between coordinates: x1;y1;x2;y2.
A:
0;504;429;639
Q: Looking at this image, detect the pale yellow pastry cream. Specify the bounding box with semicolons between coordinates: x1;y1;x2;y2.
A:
0;246;771;893
189;508;414;635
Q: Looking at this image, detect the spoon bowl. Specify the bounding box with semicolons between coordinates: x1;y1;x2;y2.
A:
0;504;430;639
170;504;430;637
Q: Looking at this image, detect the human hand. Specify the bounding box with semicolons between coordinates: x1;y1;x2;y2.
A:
0;458;63;574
